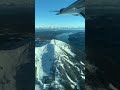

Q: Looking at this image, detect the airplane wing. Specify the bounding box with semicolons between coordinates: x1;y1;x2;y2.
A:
56;0;85;17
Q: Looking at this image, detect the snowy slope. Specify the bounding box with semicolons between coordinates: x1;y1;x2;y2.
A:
0;41;33;90
35;39;85;90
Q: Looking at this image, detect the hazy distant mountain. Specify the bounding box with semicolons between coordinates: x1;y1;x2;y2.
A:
55;31;85;51
35;27;84;31
55;32;73;43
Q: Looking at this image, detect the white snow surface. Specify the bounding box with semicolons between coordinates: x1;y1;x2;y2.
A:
35;39;84;90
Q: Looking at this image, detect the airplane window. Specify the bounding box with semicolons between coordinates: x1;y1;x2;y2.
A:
35;0;85;90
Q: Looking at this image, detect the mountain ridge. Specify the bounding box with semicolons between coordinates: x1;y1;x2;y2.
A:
35;39;85;90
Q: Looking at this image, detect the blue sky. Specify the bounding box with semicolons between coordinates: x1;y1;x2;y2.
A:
35;0;85;28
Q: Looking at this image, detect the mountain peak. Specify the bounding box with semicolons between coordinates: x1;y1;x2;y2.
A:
35;39;84;90
50;39;75;57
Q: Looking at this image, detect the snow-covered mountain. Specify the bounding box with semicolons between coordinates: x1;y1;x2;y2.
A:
0;40;34;90
35;39;85;90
